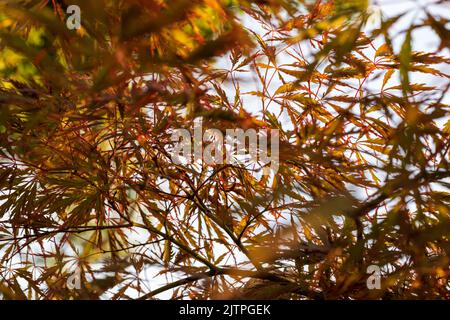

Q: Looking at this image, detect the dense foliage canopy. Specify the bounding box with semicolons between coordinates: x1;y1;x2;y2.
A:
0;0;449;299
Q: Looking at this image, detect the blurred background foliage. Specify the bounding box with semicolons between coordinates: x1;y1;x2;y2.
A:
0;0;449;299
